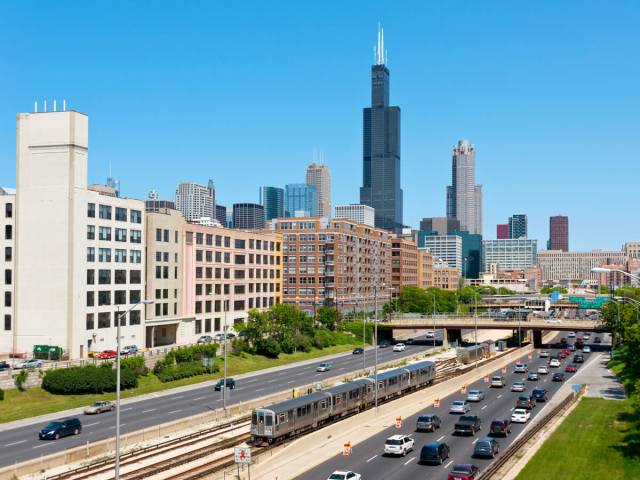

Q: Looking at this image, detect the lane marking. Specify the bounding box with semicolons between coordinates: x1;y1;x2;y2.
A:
255;388;265;392
32;444;50;449
141;409;156;414
444;460;453;468
481;405;487;410
510;407;515;411
4;440;27;447
497;394;502;399
437;435;445;442
167;409;182;415
286;381;294;384
366;455;377;462
472;438;479;444
192;396;207;401
403;456;416;466
120;407;132;412
84;422;100;427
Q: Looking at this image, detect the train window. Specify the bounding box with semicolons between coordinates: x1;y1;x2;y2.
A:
335;396;342;405
320;400;327;409
252;412;257;425
265;415;273;427
389;377;397;386
278;413;288;423
367;385;373;393
296;407;302;417
378;381;384;390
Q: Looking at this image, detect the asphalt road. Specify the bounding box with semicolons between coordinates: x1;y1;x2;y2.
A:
0;332;442;467
296;332;610;480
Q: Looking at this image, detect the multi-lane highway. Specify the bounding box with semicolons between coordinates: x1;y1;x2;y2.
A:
296;333;609;480
0;334;440;467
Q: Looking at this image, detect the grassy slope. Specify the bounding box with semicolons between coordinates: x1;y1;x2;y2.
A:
0;343;361;424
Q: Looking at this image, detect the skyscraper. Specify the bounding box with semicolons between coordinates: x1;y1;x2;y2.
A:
360;25;403;232
446;139;482;235
175;180;215;222
232;203;265;230
259;186;285;221
496;224;509;239
508;214;528;239
305;161;330;218
106;177;120;197
419;217;460;236
549;215;569;252
285;183;318;217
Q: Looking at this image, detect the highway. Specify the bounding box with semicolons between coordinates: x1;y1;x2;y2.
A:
296;333;610;480
0;333;440;467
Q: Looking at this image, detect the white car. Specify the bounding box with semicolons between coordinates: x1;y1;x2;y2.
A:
393;343;406;352
568;332;576;338
539;350;549;358
583;333;591;340
383;434;414;456
491;375;506;388
425;331;435;339
549;359;561;368
537;365;549;375
514;363;528;373
449;400;471;414
511;408;531;423
328;472;361;480
511;381;526;392
582;346;591;353
316;363;332;372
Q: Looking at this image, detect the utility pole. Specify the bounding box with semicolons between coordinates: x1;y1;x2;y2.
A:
223;299;228;416
374;286;378;413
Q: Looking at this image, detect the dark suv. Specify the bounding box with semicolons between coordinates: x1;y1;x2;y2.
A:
489;419;512;437
473;437;500;458
420;441;450;465
416;414;441;432
516;395;536;410
39;418;82;440
532;388;548;402
214;378;236;390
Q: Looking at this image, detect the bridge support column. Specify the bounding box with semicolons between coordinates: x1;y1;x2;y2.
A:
446;328;463;347
532;330;543;348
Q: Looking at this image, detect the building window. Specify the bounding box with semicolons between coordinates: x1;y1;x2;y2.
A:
130;290;141;303
175;230;179;243
156;228;162;241
130;270;141;284
224;236;231;248
196;250;203;261
5;225;12;240
86;291;94;307
234;285;245;295
115;228;127;242
215;235;222;247
115;290;126;305
5;203;12;218
115;269;127;284
206;234;213;246
88;203;95;218
195;319;202;334
99;248;111;262
115;207;127;221
130;250;142;263
233;300;245;311
130;230;142;244
162;303;168;315
129;310;141;325
130;209;142;224
163;252;169;262
235;239;245;249
234;270;245;279
155;303;161;316
98;312;111;328
206;251;212;262
87;269;95;285
155;251;162;262
155;265;161;279
99;205;112;220
4;246;11;262
163;266;169;278
98;291;111;306
4;269;11;285
205;300;212;313
235;254;245;265
163;229;169;242
86;314;94;330
87;225;95;240
99;226;112;241
115;249;127;263
205;318;211;333
195;301;202;314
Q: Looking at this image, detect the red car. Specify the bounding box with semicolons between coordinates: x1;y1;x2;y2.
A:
448;464;479;480
558;352;567;359
97;350;117;360
565;364;577;373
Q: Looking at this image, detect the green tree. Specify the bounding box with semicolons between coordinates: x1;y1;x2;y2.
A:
316;306;340;330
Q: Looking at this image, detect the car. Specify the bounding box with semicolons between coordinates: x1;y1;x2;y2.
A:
327;471;361;480
426;331;435;339
96;350;117;360
489;419;512;437
582;346;591;353
393;343;406;352
352;347;364;355
583;333;591;340
84;400;115;414
214;378;236;390
568;331;576;338
514;363;528;373
565;364;577;373
447;463;480;480
226;332;236;339
379;340;391;348
511;381;526;392
549;358;561;368
416;413;441;432
537;365;549;375
383;434;414;456
454;415;482;436
0;360;10;371
491;375;506;388
552;372;565;382
573;354;584;363
39;418;82;440
197;335;214;344
562;348;572;356
558;352;567;360
527;371;539;381
594;336;602;344
121;345;138;355
466;389;485;402
511;408;531;423
516;395;536;410
449;400;471;414
539;350;549;358
316;363;332;372
420;441;450;465
405;338;414;345
473;437;500;458
15;359;43;369
532;387;548;402
560;337;568;345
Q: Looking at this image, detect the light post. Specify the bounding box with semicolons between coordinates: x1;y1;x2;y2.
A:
374;285;379;413
432;293;437;349
222;299;229;416
592;267;640;283
115;299;153;480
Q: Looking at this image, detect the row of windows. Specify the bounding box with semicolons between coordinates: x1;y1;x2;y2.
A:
154;302;177;317
88;203;142;223
87;248;142;263
87;226;142;243
195;250;278;266
155;265;178;280
154;288;178;299
194;296;273;314
155;228;179;243
3;314;10;331
86;310;141;330
195;267;276;280
86;289;142;307
155;251;178;263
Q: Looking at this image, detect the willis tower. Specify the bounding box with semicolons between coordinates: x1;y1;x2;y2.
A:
360;25;403;232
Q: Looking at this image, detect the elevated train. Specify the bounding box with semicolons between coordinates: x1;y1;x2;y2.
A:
251;360;436;444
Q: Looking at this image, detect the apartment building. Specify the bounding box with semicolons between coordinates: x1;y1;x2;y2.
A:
538;249;628;284
482;239;538;271
391;237;419;295
273;217;392;316
417;249;433;290
424;235;462;272
0;188;15;354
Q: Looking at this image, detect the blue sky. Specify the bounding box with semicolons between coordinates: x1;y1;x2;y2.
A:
1;1;638;250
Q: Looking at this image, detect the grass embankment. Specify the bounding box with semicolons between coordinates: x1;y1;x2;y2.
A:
0;343;361;424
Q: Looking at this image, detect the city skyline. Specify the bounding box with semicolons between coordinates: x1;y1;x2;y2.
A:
0;2;639;249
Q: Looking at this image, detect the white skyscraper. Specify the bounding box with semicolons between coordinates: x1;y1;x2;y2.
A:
446;139;483;235
175;180;215;222
305;161;331;218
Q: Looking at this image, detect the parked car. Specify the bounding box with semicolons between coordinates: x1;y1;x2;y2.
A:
0;360;11;371
466;389;485;402
197;335;214;344
516;395;536;410
39;418;82;440
420;441;450;465
514;363;528;373
511;408;531;423
489;419;512;437
532;388;548;402
15;359;43;369
226;332;236;339
316;362;332;372
491;375;506;388
416;413;441;432
527;371;539;381
214;378;236;390
565;364;577;373
454;415;481;436
96;350;117;360
573;354;584;363
473;437;500;458
121;345;138;355
84;401;114;415
383;434;415;456
582;346;591;353
352;347;364;355
549;358;561;368
511;381;526;392
537;365;549;375
449;400;471;414
327;472;361;480
539;350;549;358
552;372;565;382
393;343;406;352
447;463;480;480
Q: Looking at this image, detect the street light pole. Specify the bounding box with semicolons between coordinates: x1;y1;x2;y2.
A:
474;294;478;369
115;299;152;480
223;299;228;416
374;286;378;413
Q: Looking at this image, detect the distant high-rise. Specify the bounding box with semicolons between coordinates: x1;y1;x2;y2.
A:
232;203;265;230
215;204;227;226
260;186;284;221
335;204;375;227
446;140;482;235
285;183;317;217
175;180;215;222
508;214;528;239
496;223;509;239
106;177;120;197
306;161;330;218
549;215;569;252
420;217;460;236
360;25;403;232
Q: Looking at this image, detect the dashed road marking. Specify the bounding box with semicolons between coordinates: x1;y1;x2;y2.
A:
121;408;132;412
4;440;27;447
32;444;50;449
192;396;207;401
437;435;445;442
481;405;487;410
366;455;377;462
497;394;502;399
255;388;265;392
84;422;101;427
403;456;416;466
444;460;453;468
167;409;182;415
141;409;156;414
472;438;479;444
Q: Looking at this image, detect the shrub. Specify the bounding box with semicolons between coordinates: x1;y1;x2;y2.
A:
0;387;4;401
280;336;296;354
164;344;218;366
256;338;281;359
313;329;335;349
294;334;313;353
14;370;28;391
121;356;147;376
42;365;137;394
155;361;217;383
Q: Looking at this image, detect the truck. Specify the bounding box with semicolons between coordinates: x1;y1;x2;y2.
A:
454;415;482;436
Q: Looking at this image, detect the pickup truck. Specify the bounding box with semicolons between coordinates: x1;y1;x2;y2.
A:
454;415;482;436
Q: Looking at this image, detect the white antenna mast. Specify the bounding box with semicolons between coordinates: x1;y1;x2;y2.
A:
44;100;47;112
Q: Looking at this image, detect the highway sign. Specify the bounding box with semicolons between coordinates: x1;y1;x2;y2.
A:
343;441;352;456
234;446;251;464
395;416;402;428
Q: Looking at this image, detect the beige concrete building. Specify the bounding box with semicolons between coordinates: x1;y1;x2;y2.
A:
432;257;459;290
1;188;15;354
391;236;418;295
538;249;627;284
624;242;640;259
417;249;433;290
305;162;331;218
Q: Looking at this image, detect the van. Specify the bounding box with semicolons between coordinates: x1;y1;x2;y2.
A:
420;441;450;465
39;418;82;440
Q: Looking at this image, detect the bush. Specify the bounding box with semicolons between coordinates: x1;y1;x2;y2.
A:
0;387;4;401
164;344;218;365
294;334;312;353
14;370;28;391
121;356;148;377
155;361;217;383
313;329;336;349
280;336;296;354
256;338;281;358
42;365;137;394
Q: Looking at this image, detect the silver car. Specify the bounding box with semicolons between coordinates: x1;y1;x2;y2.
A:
449;400;471;414
466;389;485;402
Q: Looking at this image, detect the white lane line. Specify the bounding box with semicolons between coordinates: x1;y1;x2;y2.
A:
366;455;377;462
510;407;515;411
141;409;156;414
108;424;127;429
192;396;207;401
32;444;50;449
84;422;101;427
472;438;479;444
167;409;182;415
173;395;184;400
403;456;416;466
444;460;453;468
497;394;503;399
481;405;487;410
437;435;445;442
4;440;27;447
286;381;294;384
120;407;132;412
255;388;265;392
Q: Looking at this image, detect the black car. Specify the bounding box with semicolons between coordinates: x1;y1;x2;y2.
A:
416;414;441;432
420;441;450;465
405;338;414;345
573;354;584;364
532;388;548;402
552;372;565;382
516;394;536;410
489;419;512;437
454;415;482;436
473;437;500;458
352;347;364;355
0;360;10;371
39;418;82;440
379;340;391;348
214;378;236;390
